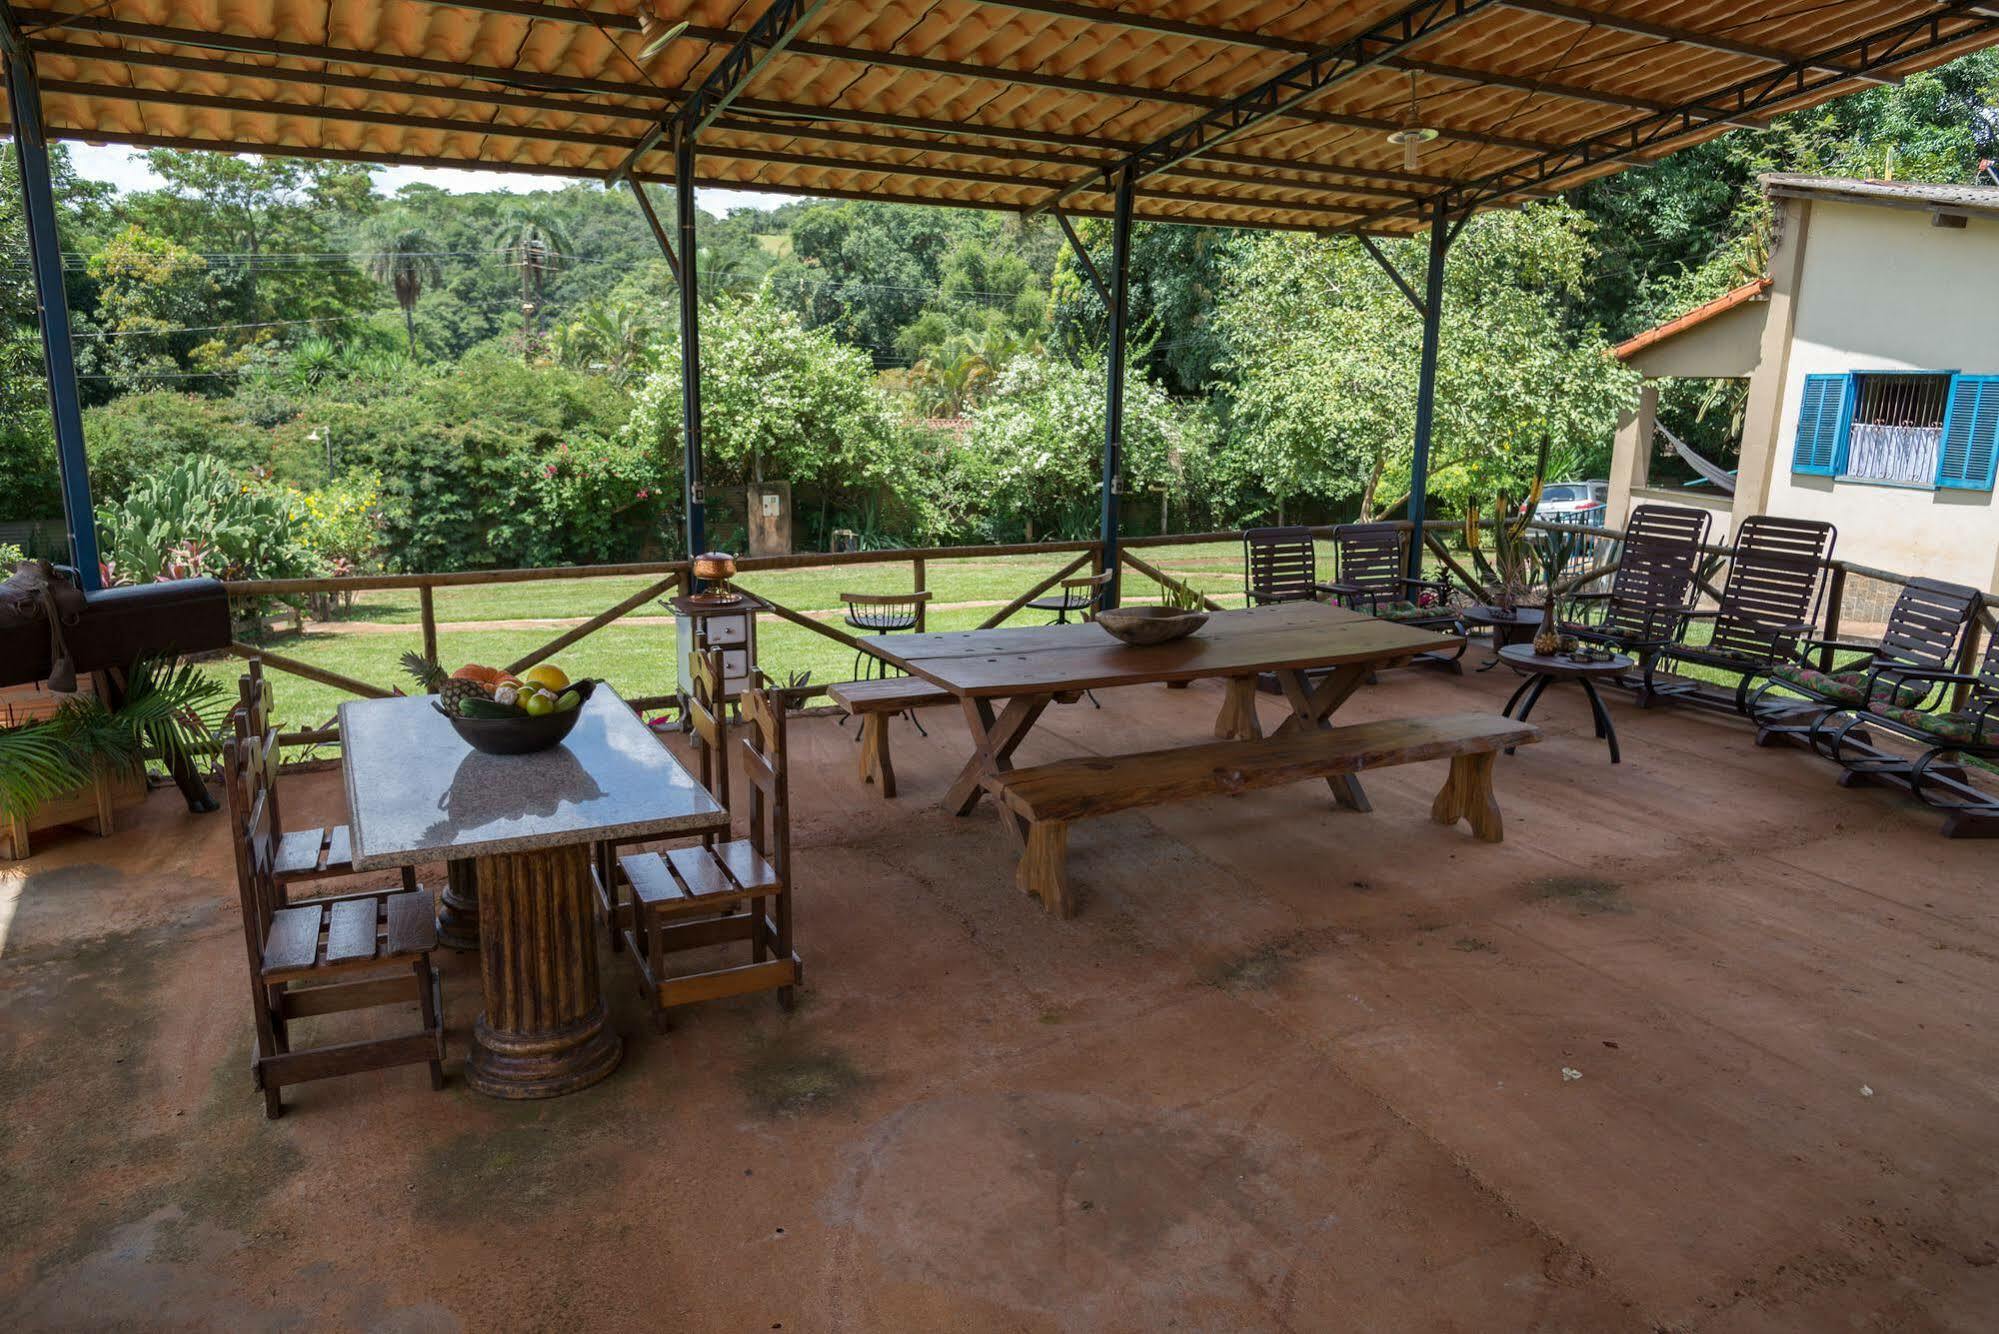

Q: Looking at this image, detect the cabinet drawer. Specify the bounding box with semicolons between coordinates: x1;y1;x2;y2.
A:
704;614;749;646
720;648;751;681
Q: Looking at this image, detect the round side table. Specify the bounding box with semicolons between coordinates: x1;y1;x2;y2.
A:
1462;605;1544;672
1498;643;1634;764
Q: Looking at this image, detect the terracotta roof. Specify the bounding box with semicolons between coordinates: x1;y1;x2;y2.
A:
1763;173;1999;218
2;3;1996;235
1615;278;1771;361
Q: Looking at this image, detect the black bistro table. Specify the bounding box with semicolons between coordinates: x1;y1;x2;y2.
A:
1498;643;1634;764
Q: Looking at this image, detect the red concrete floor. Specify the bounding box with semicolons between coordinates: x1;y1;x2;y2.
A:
2;663;1996;1331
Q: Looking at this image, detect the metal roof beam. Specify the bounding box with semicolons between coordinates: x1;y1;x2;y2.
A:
1036;0;1502;215
1385;54;1758;127
1356;3;1999;229
1500;1;1894;85
432;1;640;28
617;0;840;184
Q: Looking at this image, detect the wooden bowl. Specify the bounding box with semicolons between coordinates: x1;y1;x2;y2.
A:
1095;606;1208;646
436;679;597;755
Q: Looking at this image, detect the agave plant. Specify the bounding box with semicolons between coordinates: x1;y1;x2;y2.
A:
0;656;228;821
1462;435;1551;615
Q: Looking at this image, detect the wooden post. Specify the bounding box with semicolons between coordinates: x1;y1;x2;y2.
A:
1952;616;1984;712
912;556;927;632
419;584;439;665
1819;563;1847;672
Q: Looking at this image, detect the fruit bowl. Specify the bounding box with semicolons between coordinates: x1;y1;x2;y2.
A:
436;679;597;755
1095;606;1208;646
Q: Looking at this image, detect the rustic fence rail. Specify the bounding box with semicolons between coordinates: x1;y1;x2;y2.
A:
215;519;1997;764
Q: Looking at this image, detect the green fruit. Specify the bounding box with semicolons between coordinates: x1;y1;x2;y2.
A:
555;690;580;714
459;698;527;720
522;692;556;718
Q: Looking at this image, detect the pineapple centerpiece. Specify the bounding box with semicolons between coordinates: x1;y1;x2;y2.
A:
401;653;584;719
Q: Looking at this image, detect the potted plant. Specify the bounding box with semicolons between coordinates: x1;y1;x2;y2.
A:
1462;436;1551;616
0;657;226;859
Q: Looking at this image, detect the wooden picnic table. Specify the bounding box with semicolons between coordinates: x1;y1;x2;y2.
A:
863;602;1464;835
339;687;727;1099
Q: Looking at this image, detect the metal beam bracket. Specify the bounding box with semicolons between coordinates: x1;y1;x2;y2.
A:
1354;233;1428;320
1053;209;1111;307
627;179;681;286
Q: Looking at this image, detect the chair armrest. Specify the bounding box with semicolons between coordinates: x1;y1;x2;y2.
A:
1797;635;1882;655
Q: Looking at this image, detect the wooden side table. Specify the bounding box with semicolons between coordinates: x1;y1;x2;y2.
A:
1498;643;1634;764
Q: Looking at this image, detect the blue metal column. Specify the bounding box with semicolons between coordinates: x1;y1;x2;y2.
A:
1406;198;1451;580
3;31;101;587
673;129;706;561
1098;166;1134;609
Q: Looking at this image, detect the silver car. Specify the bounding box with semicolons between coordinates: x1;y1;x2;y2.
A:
1532;479;1610;527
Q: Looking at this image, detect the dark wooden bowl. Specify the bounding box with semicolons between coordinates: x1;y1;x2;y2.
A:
436;679;597;755
1095;606;1208;646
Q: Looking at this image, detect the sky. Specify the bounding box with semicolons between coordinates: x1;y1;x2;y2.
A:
65;143;799;213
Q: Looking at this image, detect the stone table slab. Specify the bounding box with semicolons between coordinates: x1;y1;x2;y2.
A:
338;687;725;871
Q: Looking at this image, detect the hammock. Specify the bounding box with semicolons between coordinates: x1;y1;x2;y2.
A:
1657;422;1736;494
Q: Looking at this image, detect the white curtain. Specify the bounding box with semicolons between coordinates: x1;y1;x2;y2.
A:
1844;422;1941;486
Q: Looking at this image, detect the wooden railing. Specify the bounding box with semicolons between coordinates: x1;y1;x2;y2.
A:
217;519;1998;763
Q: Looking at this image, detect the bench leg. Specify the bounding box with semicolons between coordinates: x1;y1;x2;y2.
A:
857;714;897;798
1016;821;1072;917
1430;753;1503;842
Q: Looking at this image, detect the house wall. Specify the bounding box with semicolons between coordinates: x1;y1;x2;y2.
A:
1765;199;1999;593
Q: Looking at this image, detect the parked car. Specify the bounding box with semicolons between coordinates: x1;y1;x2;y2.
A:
1530;479;1610;527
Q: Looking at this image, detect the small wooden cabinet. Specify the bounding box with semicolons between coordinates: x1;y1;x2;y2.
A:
668;591;765;715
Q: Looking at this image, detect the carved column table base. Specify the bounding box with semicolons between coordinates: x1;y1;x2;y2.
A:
436;858;481;951
468;843;621;1099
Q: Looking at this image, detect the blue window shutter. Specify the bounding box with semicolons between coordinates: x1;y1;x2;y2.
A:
1937;375;1999;491
1790;373;1850;475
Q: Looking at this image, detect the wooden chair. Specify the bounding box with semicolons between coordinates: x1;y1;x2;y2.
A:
1560;504;1712;660
223;732;444;1118
236;660;417;893
1320;523;1465;669
1243;527;1319;605
1638;515;1837;714
612;665;801;1027
1750;575;1981;746
1027;568;1114;623
593;643;731;950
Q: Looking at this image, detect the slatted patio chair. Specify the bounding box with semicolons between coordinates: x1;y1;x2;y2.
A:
613;664;801;1027
1638;515;1838;714
223;732;444;1118
1243;527;1319;605
1748;576;1981;747
235;661;417;894
1815;624;1999;837
1319;522;1465;670
1560;504;1712;663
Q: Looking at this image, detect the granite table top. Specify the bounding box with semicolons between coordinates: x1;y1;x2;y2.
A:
337;686;726;871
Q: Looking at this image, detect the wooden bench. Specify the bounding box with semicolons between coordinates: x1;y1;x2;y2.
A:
985;711;1541;917
827;676;958;797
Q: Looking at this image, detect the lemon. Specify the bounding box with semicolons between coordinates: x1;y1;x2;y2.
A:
522;691;557;718
521;664;570;692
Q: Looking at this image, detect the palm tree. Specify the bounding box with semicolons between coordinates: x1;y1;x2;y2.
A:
364;226;442;355
491;209;575;363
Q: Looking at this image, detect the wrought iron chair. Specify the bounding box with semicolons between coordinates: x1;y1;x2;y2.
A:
1243;527;1319;605
1027;568;1113;624
1749;575;1981;747
839;588;934;735
1320;522;1465;667
1638;515;1838;715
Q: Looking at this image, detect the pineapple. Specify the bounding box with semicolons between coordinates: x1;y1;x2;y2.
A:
401;651;486;715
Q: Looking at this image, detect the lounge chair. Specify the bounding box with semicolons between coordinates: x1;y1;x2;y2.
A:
1749;576;1981;747
1243;526;1320;605
1319;522;1465;669
1638;515;1837;714
1560;504;1711;669
1813;622;1999;837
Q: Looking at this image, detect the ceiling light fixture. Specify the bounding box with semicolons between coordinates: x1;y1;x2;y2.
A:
1385;71;1438;172
637;14;689;62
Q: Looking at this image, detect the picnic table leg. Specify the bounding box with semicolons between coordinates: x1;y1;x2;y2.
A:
1272;664;1373;812
1213;676;1264;740
946;694;1053;821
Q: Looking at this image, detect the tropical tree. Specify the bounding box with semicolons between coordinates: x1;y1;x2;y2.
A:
1211;203;1638;525
365;225;443;354
491;208;576;362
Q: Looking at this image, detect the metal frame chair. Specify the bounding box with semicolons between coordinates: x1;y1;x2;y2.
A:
1319;522;1465;670
1243;527;1319;605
